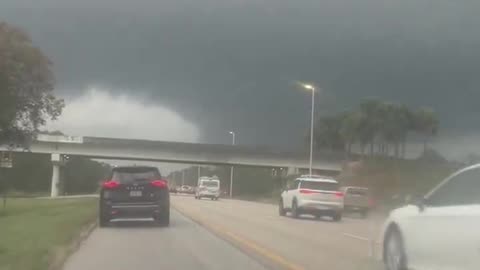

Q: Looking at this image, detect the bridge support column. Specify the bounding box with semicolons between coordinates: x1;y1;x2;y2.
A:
50;154;63;198
50;162;60;197
287;167;299;176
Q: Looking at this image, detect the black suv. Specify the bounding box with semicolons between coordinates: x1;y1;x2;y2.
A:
99;166;170;227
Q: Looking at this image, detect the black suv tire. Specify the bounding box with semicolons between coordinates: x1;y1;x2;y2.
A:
332;211;342;222
155;208;170;227
99;215;110;227
278;199;286;216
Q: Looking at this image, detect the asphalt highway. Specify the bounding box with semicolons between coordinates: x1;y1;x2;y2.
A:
63;194;384;270
63;209;268;270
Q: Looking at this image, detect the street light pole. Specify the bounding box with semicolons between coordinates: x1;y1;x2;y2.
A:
303;84;315;177
229;131;235;197
181;170;185;186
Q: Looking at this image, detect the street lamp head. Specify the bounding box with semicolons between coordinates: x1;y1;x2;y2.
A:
303;84;315;90
229;131;235;135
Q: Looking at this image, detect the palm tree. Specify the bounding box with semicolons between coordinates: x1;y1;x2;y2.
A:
340;110;369;156
312;115;345;151
359;99;386;155
382;104;412;158
413;108;439;154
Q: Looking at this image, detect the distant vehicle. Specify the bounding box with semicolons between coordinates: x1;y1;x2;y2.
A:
341;186;371;217
300;174;325;179
195;177;220;200
382;164;480;270
169;185;177;194
279;176;344;221
178;185;194;194
99;166;170;227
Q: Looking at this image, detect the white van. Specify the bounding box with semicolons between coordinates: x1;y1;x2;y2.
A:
195;177;220;200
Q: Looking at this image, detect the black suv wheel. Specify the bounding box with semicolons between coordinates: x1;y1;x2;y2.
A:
278;199;286;216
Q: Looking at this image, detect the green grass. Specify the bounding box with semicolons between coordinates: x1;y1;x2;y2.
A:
0;198;97;270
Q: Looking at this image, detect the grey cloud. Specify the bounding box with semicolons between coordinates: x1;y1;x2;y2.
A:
2;0;480;155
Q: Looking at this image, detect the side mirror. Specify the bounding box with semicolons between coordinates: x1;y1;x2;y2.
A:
404;194;413;204
408;195;426;212
405;194;426;212
416;197;426;212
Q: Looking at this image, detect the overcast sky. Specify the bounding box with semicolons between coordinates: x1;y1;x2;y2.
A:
2;0;480;160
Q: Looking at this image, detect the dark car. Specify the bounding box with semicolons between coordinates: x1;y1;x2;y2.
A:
99;166;170;227
340;186;372;217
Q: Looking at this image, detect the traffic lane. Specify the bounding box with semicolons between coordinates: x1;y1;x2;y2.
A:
172;195;384;270
63;210;268;270
183;196;384;241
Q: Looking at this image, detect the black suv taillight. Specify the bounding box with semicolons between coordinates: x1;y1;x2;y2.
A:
102;180;120;189
150;180;168;189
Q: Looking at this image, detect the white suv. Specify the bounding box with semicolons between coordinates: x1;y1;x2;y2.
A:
279;176;344;221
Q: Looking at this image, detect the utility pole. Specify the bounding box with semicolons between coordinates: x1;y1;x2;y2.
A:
228;131;236;197
181;170;185;186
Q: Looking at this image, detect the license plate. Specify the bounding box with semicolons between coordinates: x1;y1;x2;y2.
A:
129;190;142;197
315;205;329;210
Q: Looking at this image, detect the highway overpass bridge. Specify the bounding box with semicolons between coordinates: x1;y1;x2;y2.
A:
1;135;346;197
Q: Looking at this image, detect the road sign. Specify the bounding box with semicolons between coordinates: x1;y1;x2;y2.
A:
0;151;13;168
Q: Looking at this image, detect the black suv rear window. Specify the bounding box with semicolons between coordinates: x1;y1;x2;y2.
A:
111;167;161;184
300;181;339;191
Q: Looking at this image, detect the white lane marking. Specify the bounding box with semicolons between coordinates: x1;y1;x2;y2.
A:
343;232;381;258
343;233;382;244
343;233;369;241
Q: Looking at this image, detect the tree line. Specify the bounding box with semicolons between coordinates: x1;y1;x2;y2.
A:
313;99;439;158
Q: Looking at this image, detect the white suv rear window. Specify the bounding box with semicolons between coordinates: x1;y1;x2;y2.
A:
300;181;339;191
201;180;219;187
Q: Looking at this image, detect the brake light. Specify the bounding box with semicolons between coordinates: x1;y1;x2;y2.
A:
102;180;120;189
299;189;316;194
368;198;375;207
151;180;168;188
334;191;344;198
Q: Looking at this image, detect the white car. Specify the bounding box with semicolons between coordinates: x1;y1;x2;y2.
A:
279;176;344;221
178;185;194;194
382;164;480;270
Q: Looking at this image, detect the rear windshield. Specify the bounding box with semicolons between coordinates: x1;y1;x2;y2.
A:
111;167;161;184
300;181;339;191
346;188;368;196
201;180;219;187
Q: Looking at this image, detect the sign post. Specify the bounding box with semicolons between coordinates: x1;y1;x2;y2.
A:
0;151;13;168
0;151;13;210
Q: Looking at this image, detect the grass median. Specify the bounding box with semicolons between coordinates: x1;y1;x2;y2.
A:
0;197;97;270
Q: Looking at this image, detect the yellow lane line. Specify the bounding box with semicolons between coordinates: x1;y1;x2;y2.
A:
173;204;305;270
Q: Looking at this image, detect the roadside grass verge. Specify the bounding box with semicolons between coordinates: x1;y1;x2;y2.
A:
0;198;97;270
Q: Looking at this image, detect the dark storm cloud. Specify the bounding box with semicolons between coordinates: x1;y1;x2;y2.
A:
1;0;480;153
